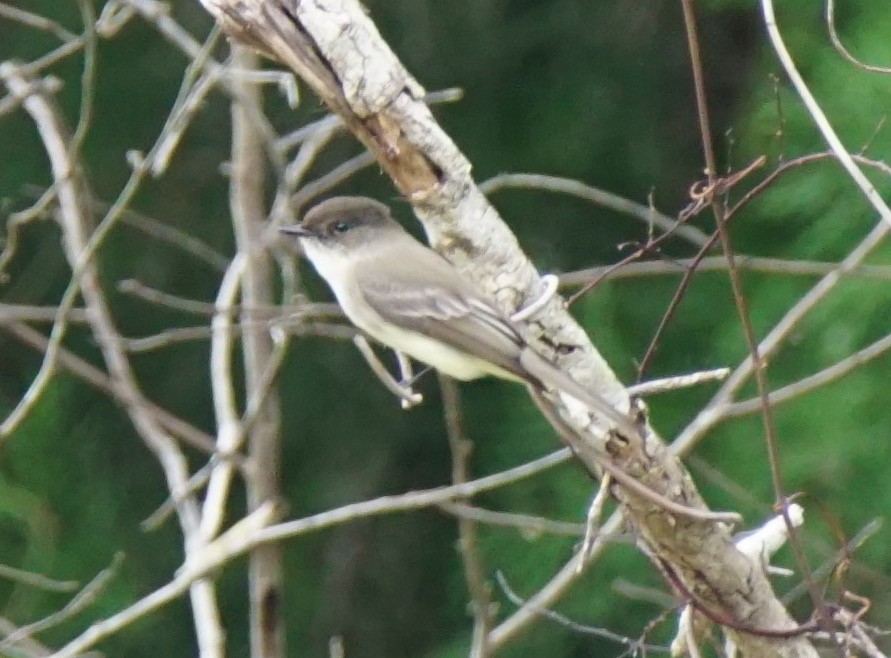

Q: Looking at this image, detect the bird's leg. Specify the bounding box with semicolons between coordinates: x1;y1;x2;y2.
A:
394;350;422;410
352;335;423;408
395;358;435;411
510;274;560;322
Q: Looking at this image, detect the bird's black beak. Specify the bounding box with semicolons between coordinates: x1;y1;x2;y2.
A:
279;224;313;238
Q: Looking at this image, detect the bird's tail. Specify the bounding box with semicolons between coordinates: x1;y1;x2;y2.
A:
518;348;638;439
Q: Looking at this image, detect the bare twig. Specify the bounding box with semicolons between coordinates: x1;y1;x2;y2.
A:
256;449;574;545
58;197;230;271
50;450;572;657
201;254;245;541
0;553;123;653
0;59;224;658
118;279;229;315
228;47;286;658
0;564;78;593
763;0;891;227
276;86;463;151
152;29;224;176
578;474;612;570
727;152;891;221
291;151;376;209
118;278;342;319
122;320;353;352
682;4;825;651
0;615;57;658
494;572;667;653
0;2;78;41
626;368;730;397
782;519;884;606
1;322;220;454
559;255;891;286
437;503;586;538
723;331;891;419
0;304;88;324
480;173;710;247
50;503;279;658
439;375;493;658
825;0;891;74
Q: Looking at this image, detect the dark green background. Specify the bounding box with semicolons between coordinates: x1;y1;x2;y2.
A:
1;1;890;656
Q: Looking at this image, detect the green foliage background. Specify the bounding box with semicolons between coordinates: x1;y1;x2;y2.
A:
1;1;890;656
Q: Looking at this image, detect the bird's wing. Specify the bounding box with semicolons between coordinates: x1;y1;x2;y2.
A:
354;246;528;379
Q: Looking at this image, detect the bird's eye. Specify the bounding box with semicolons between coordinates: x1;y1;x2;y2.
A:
332;221;351;234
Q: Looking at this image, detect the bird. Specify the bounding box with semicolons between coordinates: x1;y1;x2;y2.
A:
280;196;635;437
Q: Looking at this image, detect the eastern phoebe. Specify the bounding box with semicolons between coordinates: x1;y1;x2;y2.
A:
281;196;635;437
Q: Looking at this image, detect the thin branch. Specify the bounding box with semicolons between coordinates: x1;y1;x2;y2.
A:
0;322;220;454
228;46;286;658
290;151;376;209
825;0;891;74
116;204;230;272
763;0;891;227
626;368;730;397
437;503;586;538
121;320;354;353
0;615;57;658
200;254;245;541
152;29;224;176
51;504;279;658
276;86;463;152
0;564;78;593
489;542;597;649
479;173;710;247
0;553;124;653
727;152;891;221
494;572;668;653
0;304;89;324
682;3;825;651
0;60;224;657
118;279;230;316
782;519;883;606
578;474;613;568
118;278;342;319
723;331;891;419
0;2;78;41
559;255;891;286
256;449;573;545
438;375;492;658
51;449;573;658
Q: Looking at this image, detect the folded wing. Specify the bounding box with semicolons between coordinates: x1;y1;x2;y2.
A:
355;246;530;381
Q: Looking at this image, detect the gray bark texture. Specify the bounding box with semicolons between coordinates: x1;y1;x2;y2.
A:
199;1;820;655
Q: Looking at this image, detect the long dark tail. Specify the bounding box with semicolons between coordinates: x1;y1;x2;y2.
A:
518;347;638;440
